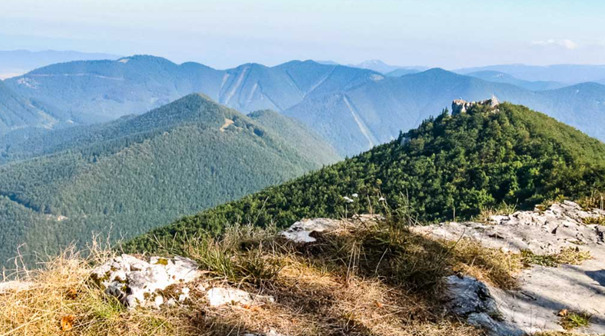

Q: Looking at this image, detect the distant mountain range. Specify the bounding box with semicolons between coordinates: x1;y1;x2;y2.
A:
3;55;605;156
3;56;379;125
0;94;339;266
0;50;120;79
456;64;605;84
463;71;566;91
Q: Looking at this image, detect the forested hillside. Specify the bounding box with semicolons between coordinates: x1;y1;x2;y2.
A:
127;102;605;252
0;80;64;135
0;94;339;267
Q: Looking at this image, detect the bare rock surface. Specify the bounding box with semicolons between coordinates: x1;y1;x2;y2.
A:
412;201;605;335
92;254;202;308
445;275;523;336
281;218;343;243
412;201;605;255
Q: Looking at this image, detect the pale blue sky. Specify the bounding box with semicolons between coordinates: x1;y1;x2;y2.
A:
1;0;604;69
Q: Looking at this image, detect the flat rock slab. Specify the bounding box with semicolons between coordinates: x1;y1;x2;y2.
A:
412;201;605;255
412;201;605;335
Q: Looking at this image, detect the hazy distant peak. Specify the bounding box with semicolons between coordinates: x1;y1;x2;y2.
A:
351;59;402;74
314;60;340;66
118;54;176;65
357;59;389;66
0;49;121;78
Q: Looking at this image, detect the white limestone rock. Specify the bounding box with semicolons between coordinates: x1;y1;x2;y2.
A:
412;201;605;255
280;215;384;243
413;201;605;335
280;218;343;243
92;254;202;309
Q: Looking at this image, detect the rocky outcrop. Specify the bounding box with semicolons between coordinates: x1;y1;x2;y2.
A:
413;201;605;335
452;96;500;115
85;205;604;335
445;275;523;336
412;200;605;255
91;254;202;308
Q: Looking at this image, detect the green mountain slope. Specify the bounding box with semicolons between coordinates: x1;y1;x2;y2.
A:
127;102;605;252
0;94;339;267
0;80;63;134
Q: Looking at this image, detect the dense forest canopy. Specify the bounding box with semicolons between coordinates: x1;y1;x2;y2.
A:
126;102;605;253
0;94;339;268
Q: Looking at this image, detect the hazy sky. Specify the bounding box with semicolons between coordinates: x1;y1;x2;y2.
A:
1;0;604;69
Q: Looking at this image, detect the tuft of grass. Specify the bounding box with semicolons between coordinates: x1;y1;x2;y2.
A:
582;216;605;225
521;247;591;267
178;223;283;286
577;190;605;210
154;257;169;265
560;311;592;330
476;202;517;223
445;239;524;290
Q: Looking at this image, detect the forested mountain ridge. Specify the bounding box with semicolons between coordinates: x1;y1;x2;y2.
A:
126;102;605;252
0;94;340;267
0;80;65;134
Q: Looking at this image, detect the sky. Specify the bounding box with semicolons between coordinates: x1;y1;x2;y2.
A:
1;0;604;69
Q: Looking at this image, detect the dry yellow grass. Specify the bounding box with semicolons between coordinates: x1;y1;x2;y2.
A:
0;215;555;336
0;247;189;335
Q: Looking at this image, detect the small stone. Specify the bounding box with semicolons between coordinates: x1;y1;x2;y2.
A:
206;287;274;307
206;287;253;307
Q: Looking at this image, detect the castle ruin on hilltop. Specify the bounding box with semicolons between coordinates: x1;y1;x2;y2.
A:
452;96;500;115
